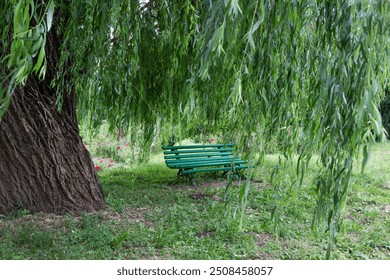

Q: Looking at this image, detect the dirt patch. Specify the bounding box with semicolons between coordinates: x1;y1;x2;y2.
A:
346;233;360;243
1;213;71;232
173;179;270;202
248;232;275;247
188;193;221;201
382;182;390;190
346;214;354;221
168;180;227;191
251;180;272;189
84;207;153;227
136;248;172;260
169;179;270;191
101;207;149;223
189;193;212;200
0;220;6;231
382;205;390;214
202;181;229;188
251;252;275;260
196;230;216;238
0;207;153;232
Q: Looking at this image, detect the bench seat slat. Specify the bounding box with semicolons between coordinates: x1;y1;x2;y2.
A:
166;156;236;164
181;165;250;174
164;152;232;159
167;159;242;166
162;144;233;149
168;160;246;169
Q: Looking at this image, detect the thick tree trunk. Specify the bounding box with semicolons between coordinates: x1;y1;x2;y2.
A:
0;10;105;215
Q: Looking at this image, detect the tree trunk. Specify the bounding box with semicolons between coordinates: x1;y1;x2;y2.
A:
0;10;105;215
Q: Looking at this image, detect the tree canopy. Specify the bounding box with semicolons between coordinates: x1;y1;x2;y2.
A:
1;0;389;257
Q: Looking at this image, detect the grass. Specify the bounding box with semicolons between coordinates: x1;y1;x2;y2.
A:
0;139;389;260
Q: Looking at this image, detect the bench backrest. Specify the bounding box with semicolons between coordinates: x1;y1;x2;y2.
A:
162;144;235;165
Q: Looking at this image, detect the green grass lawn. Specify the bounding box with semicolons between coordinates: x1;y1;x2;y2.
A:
0;142;389;260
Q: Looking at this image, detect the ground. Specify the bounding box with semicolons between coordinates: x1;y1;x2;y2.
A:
0;137;389;260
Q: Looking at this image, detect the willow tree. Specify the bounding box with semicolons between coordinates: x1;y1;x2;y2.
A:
0;0;388;251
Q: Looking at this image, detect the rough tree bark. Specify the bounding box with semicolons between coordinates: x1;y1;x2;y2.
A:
0;10;105;215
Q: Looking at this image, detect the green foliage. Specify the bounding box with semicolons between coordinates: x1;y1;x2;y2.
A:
1;0;389;258
0;0;54;116
94;144;120;161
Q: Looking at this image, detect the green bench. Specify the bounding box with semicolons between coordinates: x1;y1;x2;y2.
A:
162;144;253;184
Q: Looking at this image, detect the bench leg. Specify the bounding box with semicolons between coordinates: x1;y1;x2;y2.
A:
177;169;187;177
178;168;196;186
224;169;246;181
236;169;246;180
185;174;196;186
